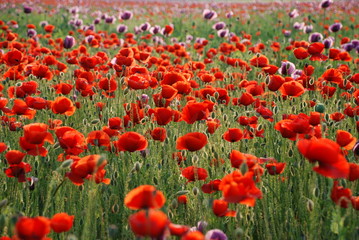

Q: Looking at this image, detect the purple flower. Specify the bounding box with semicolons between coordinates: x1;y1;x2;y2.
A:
196;221;208;233
288;9;299;18
323;37;334;48
63;35;76;49
94;18;101;24
150;25;161;35
121;11;133;20
354;140;359;156
217;29;229;38
226;11;233;18
212;22;226;31
293;22;304;30
23;6;32;14
329;23;342;33
351;39;359;48
320;0;333;8
283;30;291;38
303;25;313;34
278;61;296;76
117;24;128;33
203;9;218;20
309;32;323;42
140;22;151;32
342;43;354;52
27;29;37;38
205;229;228;240
85;35;95;44
105;16;115;24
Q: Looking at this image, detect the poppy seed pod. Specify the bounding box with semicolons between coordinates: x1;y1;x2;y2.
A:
63;36;76;49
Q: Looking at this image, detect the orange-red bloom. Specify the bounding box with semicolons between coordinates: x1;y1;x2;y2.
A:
114;132;148;152
51;97;76;116
297;138;349;179
50;213;74;233
129;210;169;238
125;185;166;210
15;216;51;240
219;171;262;206
176;132;207;151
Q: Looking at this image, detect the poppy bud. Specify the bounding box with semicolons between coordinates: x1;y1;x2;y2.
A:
0;199;8;208
306;199;314;212
91;119;100;125
134;161;141;171
171;199;178;209
234;228;244;238
63;36;76;49
60;159;73;169
240;163;248;175
192;187;199;196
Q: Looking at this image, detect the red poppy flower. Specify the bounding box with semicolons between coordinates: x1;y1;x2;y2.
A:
87;130;111;147
249;55;269;67
297;138;349;179
5;150;26;164
181;166;208;182
3;49;23;66
15;216;51;240
265;162;286;175
176;132;208;152
50;213;74;233
219;171;262;206
4;162;31;182
201;179;221;194
114;132;148;152
321;68;343;84
125;185;165;210
279;81;305;97
161;85;178;101
169;223;190;236
51;97;76;116
66;154;110;185
150;127;167;142
53;83;73;95
336;130;356;150
32;64;53;80
181;101;212;124
268;75;285;91
212;199;236;217
352;197;359;210
348;163;359;181
331;181;352;208
149;107;174;126
6;99;36;119
181;231;205;240
230;150;258;169
55;127;86;155
177;195;188;204
206;119;221;134
223;128;243;142
129;210;169;238
0;142;7;153
293;47;309;60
